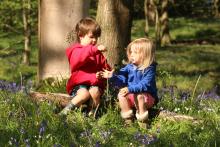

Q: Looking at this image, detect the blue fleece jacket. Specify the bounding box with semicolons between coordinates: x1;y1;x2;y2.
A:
110;63;158;102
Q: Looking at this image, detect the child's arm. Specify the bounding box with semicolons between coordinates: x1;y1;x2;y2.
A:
67;45;100;71
100;65;130;88
97;45;107;52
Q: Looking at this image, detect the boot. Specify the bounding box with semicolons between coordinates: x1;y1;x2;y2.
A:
59;103;76;115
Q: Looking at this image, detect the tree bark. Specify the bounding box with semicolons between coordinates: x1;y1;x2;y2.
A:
213;0;220;18
148;0;156;24
96;0;133;67
38;0;90;80
144;0;149;36
160;0;171;46
155;3;160;47
22;0;31;65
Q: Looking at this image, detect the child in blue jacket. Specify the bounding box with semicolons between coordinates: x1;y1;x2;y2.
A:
101;38;158;125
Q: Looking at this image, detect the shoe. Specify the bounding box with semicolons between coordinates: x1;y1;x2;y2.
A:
59;103;75;115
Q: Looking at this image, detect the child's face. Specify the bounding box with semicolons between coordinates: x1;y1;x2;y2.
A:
80;32;98;46
130;46;142;66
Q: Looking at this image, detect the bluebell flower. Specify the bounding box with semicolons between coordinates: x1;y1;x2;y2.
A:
95;141;101;147
39;120;47;136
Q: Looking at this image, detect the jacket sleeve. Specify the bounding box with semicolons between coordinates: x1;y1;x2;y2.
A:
128;65;156;93
68;45;99;72
110;65;129;88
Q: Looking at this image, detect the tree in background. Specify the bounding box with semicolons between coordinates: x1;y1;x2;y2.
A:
0;0;37;65
144;0;171;47
0;0;23;32
38;0;90;80
22;0;31;65
213;0;220;18
144;0;149;36
160;0;171;46
96;0;134;67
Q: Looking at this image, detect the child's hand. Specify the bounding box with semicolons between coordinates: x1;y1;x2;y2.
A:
119;87;129;97
97;45;107;52
100;69;114;78
96;71;103;79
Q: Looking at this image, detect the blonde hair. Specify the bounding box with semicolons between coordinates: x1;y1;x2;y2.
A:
127;38;155;70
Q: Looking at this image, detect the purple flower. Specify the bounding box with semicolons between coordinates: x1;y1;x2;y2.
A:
134;132;158;145
95;141;101;147
39;120;47;136
0;80;21;93
197;86;220;100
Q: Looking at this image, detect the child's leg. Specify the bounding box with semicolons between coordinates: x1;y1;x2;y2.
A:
118;94;133;120
60;87;90;115
88;86;101;108
137;94;147;115
135;93;155;121
87;86;101;117
70;88;90;106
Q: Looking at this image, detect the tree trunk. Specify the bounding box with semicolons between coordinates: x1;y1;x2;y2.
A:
213;0;220;18
96;0;133;67
116;0;134;51
144;0;149;36
38;0;90;80
22;0;31;65
160;0;171;46
148;0;156;24
155;3;160;47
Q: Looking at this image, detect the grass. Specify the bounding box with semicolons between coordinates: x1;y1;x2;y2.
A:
132;17;220;41
0;17;220;146
156;44;220;91
0;33;38;83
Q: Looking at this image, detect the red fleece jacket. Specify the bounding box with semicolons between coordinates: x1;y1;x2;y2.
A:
66;43;111;94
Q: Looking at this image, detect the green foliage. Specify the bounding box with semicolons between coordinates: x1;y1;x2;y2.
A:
0;0;37;33
35;78;67;93
169;0;213;17
1;85;220;146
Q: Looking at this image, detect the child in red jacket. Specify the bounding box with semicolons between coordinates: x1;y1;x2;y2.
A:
60;17;111;115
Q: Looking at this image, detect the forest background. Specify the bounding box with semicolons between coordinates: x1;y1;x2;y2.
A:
0;0;220;146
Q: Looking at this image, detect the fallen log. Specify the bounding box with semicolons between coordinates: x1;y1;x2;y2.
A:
29;91;72;107
158;110;201;124
29;91;201;123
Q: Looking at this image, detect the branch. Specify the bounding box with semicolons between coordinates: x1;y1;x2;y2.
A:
4;24;21;34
